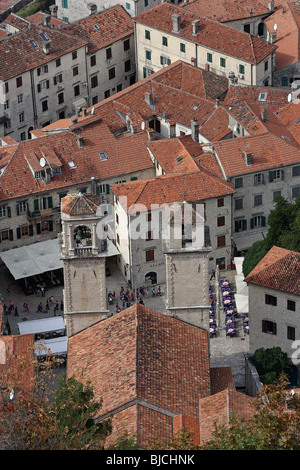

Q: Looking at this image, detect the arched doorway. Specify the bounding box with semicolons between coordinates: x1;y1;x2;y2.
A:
145;272;157;285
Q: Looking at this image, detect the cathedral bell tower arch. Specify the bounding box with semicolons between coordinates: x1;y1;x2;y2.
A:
60;192;108;337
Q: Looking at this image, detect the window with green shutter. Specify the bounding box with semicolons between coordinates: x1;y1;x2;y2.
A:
220;57;226;68
207;52;212;63
180;43;186;53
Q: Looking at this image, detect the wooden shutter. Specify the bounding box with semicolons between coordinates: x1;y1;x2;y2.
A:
34;199;39;211
17;227;21;239
47;196;53;209
29;225;33;236
9;229;13;241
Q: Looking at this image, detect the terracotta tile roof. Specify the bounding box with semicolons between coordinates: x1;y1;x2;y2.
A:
27;11;67;29
0;333;34;398
210;366;236;395
147;136;201;174
61;193;100;215
245;246;300;295
264;2;300;69
112;169;235;214
212;132;300;177
4;13;30;31
0;22;87;81
0;121;153;203
199;387;255;444
180;0;280;23
62;5;134;53
277;100;300;145
67;303;211;446
134;3;277;64
223;85;291;111
0;0;22;13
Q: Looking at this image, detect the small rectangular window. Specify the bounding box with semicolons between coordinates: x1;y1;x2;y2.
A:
292;165;300;177
146;50;151;61
123;39;130;51
146;249;154;262
108;67;115;80
207;52;212;63
90;55;96;66
234;198;243;210
235;177;243;188
262;319;277;334
265;294;277;306
106;48;112;60
91;75;98;88
180;43;186;53
292;186;300;198
220;57;226;68
217;235;226;247
72;51;77;60
254;194;262;206
16;76;22;88
287;300;296;311
217;198;224;207
162;36;168;46
287;326;295;341
217;216;225;227
145;30;150;40
239;64;245;74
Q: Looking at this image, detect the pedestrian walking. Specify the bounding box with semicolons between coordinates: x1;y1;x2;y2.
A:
14;307;19;316
145;289;149;299
60;300;64;311
210;269;215;280
45;300;50;311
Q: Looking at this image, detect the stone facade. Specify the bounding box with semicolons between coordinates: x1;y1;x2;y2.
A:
165;248;211;330
55;0;158;21
248;284;300;358
60;193;109;337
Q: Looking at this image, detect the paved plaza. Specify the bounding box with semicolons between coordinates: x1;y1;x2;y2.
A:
0;256;249;388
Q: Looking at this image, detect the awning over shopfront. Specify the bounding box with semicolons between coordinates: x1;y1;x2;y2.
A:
17;316;65;336
0;239;62;280
0;238;119;280
233;232;266;252
35;336;68;357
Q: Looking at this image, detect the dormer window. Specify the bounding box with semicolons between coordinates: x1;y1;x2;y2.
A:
99;152;108;161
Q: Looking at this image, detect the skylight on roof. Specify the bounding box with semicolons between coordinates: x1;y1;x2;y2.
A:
99;152;108;161
40;32;50;41
30;40;37;48
258;93;267;101
94;24;101;31
296;119;300;124
68;161;76;168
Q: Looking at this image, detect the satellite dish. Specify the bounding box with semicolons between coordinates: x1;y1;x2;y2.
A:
40;157;46;167
141;121;145;130
288;94;292;102
274;23;277;30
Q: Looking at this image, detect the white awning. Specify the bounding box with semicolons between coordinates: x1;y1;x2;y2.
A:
17;316;65;335
35;336;68;357
233;233;266;251
234;293;249;314
0;239;62;280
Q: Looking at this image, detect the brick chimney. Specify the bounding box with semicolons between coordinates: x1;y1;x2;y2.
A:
191;119;199;142
49;4;58;17
172;14;181;33
192;19;200;35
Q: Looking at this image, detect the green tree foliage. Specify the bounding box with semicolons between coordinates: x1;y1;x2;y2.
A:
249;347;288;384
0;352;112;450
202;374;300;450
243;196;300;277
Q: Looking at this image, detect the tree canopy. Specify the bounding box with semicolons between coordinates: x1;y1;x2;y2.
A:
243;195;300;277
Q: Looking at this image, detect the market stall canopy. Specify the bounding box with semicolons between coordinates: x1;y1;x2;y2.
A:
35;336;68;357
17;316;65;336
234;293;249;314
0;238;120;280
0;239;62;280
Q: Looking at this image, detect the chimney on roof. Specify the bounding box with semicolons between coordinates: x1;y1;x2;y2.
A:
261;109;268;121
42;39;51;55
191;119;199;142
192;19;200;35
44;165;51;184
82;107;87;117
147;129;156;141
267;0;274;12
243;151;253;166
228;70;238;86
270;31;277;43
145;91;154;107
282;5;286;13
71;115;78;125
88;3;97;15
76;134;84;148
172;14;181;33
43;14;51;27
169;120;176;138
49;4;58;17
91;176;96;194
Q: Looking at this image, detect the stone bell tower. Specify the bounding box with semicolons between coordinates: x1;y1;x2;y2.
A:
164;201;211;330
60;192;108;337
